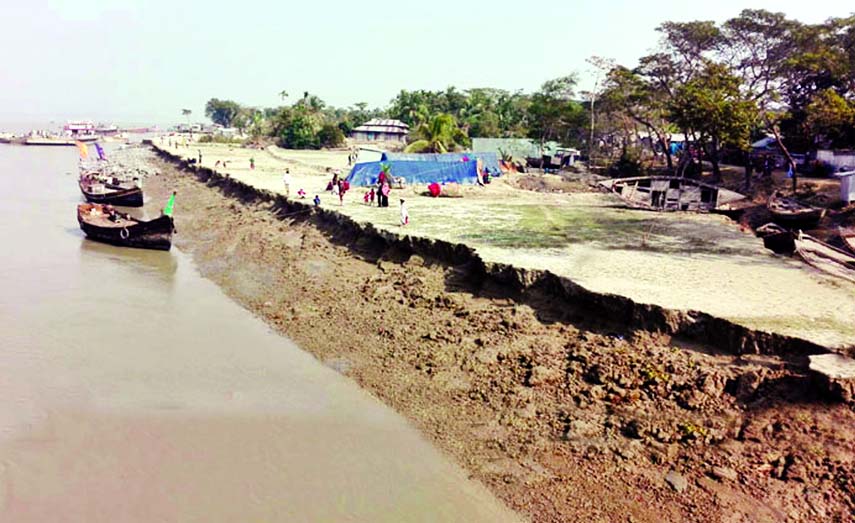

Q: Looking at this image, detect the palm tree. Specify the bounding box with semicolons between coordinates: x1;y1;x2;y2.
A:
181;108;192;126
404;113;465;153
279;90;289;101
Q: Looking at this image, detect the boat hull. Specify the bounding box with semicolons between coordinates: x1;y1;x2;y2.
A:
767;194;826;228
839;227;855;255
79;181;144;207
24;138;76;146
77;205;174;251
757;223;795;254
794;232;855;283
599;176;746;212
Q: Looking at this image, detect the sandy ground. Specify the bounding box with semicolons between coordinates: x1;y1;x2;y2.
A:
140;149;855;522
156;140;855;350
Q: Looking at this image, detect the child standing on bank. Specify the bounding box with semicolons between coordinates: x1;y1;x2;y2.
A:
399;198;409;226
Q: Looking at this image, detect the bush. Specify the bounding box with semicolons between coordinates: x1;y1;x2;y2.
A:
318;123;345;148
277;112;319;149
610;148;643;176
198;134;245;145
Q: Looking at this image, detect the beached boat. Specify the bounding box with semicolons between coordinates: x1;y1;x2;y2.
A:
756;223;795;254
794;231;855;283
599;176;747;212
840;226;855;255
79;176;144;207
767;193;826;227
77;203;174;250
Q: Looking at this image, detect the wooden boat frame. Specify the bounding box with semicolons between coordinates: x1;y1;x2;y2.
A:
599;176;747;212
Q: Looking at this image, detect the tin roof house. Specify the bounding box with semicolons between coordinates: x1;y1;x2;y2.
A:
350;119;409;143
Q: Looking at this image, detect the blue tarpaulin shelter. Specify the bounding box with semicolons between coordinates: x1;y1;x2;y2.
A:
346;160;480;187
380;152;502;174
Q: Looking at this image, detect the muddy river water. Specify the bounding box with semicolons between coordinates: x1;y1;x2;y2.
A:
0;145;519;521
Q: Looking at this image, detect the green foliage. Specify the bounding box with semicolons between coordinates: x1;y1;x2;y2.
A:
611;147;644;176
204;98;242;127
405;113;467;153
317;123;345;148
670;63;758;151
387;87;533;141
278;109;320;149
198;134;245;144
526;75;588;147
803;89;855;148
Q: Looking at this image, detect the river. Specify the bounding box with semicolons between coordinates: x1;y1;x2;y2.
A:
0;144;519;522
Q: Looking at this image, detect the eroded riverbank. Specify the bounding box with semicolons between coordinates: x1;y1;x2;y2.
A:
144;148;855;522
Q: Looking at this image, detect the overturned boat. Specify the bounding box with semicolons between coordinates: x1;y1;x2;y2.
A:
767;193;826;227
599;176;747;212
77;203;174;250
79;175;144;207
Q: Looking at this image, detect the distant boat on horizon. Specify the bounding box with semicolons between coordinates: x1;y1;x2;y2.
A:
24;136;78;146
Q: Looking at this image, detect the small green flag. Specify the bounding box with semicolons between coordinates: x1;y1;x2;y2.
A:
164;192;176;216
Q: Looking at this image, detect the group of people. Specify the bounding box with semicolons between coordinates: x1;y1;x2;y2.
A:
358;169;408;225
281;168;306;200
278;165;408;225
328;170;350;206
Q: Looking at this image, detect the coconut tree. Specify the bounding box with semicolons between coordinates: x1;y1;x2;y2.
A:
404;113;466;153
181;108;192;126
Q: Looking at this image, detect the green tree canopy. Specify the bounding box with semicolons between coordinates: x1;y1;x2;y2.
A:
404;113;468;153
204;99;242;127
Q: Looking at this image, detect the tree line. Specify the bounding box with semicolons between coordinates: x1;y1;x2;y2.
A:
202;9;855;173
203;81;589;152
597;9;855;178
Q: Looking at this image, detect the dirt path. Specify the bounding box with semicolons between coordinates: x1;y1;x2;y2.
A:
144;151;854;522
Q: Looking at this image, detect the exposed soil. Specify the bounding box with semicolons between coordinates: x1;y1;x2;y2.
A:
511;172;597;194
144;151;854;523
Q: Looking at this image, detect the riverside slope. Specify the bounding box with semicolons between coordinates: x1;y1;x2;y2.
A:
144;146;855;522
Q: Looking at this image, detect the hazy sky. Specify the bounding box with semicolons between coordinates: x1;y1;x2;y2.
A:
1;0;851;125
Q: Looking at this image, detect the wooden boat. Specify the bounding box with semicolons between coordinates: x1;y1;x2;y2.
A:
77;203;174;250
840;226;855;255
79;177;144;207
756;223;795;254
599;176;747;212
794;231;855;283
767;193;826;227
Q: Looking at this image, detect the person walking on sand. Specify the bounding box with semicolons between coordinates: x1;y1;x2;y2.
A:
399;198;409;226
331;180;341;204
198;149;202;165
380;181;390;207
313;195;321;207
250;157;255;170
282;168;291;197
